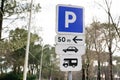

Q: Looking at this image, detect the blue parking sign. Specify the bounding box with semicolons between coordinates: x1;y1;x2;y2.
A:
56;4;84;34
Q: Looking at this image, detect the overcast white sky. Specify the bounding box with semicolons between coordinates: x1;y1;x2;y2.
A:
33;0;120;46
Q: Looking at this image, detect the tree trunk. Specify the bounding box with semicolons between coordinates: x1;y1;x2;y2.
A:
0;0;5;39
86;63;89;80
97;53;101;80
82;59;86;80
17;66;21;73
13;65;17;73
86;54;90;80
82;66;86;80
109;49;113;80
0;66;3;74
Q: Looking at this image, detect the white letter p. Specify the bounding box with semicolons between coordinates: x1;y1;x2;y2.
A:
65;11;76;28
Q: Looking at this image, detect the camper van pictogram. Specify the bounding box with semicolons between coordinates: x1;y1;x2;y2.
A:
63;58;78;68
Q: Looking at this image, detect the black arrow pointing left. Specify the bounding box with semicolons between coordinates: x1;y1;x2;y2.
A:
73;36;83;43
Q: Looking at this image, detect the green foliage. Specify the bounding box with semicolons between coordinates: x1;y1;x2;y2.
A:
0;72;36;80
9;28;39;51
0;72;22;80
4;0;41;16
27;74;36;80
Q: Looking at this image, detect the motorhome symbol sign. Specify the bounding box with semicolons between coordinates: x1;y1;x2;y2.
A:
63;58;78;68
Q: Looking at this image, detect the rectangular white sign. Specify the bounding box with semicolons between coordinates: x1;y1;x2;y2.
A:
60;55;82;71
55;44;85;55
55;35;85;45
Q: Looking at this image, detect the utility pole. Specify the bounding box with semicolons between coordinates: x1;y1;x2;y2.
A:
23;0;33;80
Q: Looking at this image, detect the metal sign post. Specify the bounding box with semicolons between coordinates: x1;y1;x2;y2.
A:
68;71;72;80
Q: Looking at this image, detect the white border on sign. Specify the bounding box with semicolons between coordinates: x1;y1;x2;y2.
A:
56;4;85;35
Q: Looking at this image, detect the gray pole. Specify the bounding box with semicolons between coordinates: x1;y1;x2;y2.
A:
39;40;43;80
23;0;33;80
68;71;72;80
